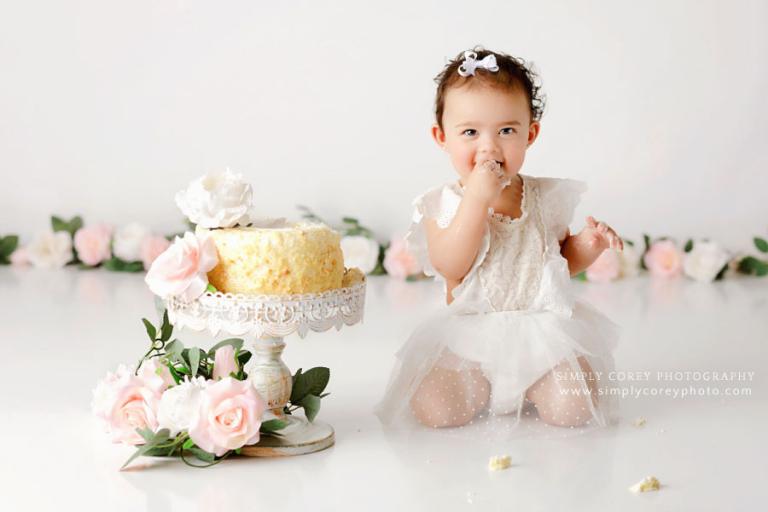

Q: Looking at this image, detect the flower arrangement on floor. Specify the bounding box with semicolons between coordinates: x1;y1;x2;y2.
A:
92;311;330;469
578;235;768;283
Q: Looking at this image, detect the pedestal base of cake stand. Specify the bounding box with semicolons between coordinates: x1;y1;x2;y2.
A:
240;416;335;457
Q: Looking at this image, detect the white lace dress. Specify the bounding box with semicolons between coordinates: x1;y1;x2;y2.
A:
375;174;619;436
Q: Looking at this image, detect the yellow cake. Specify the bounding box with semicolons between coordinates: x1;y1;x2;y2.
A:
200;222;346;295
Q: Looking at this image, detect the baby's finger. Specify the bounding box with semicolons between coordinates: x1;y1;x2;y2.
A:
586;216;597;228
597;222;608;234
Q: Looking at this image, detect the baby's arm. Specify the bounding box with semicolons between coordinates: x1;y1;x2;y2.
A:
561;216;624;276
425;161;507;282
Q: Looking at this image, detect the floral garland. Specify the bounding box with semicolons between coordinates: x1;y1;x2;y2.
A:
0;215;174;272
575;235;768;283
93;311;330;469
2;171;766;285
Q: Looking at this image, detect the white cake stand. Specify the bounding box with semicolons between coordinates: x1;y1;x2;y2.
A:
165;280;366;457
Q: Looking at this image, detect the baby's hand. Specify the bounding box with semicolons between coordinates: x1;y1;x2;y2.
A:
464;160;509;206
580;216;624;251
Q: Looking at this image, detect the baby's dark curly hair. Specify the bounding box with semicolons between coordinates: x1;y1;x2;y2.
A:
434;47;546;130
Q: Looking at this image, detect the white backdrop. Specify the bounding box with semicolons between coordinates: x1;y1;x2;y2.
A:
2;0;767;251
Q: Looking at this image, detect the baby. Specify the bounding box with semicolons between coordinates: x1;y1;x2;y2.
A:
376;48;622;432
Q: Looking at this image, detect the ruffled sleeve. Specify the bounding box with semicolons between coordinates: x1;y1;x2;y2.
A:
404;183;464;280
536;177;587;242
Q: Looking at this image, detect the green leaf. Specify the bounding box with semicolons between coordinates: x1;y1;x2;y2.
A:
70;216;84;234
303;367;330;397
574;271;587;281
51;215;68;233
737;256;761;275
207;338;244;358
188;447;216;463
189;348;201;377
754;237;768;253
206;283;218;293
183;438;196;450
160;310;173;341
237;351;252;370
714;263;729;281
0;235;19;259
143;446;177;457
290;368;307;403
299;394;321;422
121;429;171;470
369;244;387;275
137;428;155;443
102;257;123;271
640;234;651;270
684;239;694;253
260;419;288;433
103;257;144;272
167;363;183;385
141;318;157;342
623;239;634;247
51;215;83;237
341;216;359;225
123;261;144;273
165;339;183;356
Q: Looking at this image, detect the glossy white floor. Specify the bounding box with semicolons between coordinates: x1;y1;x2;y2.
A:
1;267;766;511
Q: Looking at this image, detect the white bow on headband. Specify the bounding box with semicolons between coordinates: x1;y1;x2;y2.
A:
457;51;499;77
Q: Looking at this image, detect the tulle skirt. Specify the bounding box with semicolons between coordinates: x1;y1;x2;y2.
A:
375;299;620;439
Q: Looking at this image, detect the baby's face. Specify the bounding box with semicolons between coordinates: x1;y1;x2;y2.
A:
433;85;539;186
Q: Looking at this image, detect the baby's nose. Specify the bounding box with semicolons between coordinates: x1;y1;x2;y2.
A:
477;138;501;156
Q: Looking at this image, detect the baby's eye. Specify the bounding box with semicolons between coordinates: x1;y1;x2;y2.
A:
499;127;518;135
461;129;477;137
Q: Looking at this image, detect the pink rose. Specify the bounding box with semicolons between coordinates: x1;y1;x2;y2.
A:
643;240;683;278
383;238;422;279
92;366;161;445
188;377;265;456
144;232;218;300
586;249;621;283
140;235;171;271
137;358;175;394
213;345;238;381
74;224;113;266
10;246;30;266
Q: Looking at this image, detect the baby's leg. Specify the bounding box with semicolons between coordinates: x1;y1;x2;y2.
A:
525;356;598;428
410;367;490;428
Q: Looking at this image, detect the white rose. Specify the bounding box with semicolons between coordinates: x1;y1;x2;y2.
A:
619;244;641;278
113;223;150;261
175;169;253;228
157;377;208;436
340;235;380;274
27;231;73;269
683;241;730;283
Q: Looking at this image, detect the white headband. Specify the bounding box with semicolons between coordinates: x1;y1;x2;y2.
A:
457;51;499;77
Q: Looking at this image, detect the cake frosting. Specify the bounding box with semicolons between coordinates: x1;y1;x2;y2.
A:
200;221;346;295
